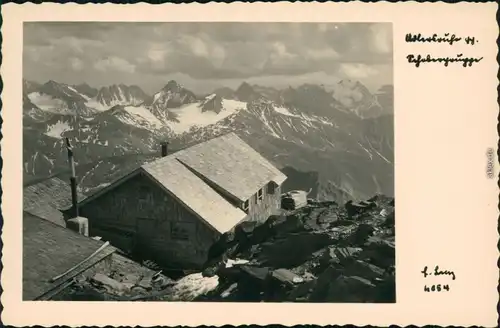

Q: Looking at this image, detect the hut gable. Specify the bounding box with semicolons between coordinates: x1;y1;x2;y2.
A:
142;157;248;233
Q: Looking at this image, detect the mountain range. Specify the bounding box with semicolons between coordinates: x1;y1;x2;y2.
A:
23;78;394;203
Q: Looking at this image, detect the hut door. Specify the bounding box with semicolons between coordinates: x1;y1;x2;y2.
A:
135;218;156;256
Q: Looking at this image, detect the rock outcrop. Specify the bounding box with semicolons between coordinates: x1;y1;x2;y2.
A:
197;194;395;303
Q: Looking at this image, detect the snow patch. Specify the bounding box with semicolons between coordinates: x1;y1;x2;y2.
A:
273;105;300;117
168;273;219;301
205;93;216;101
66;86;78;94
152;91;163;105
357;142;373;160
42;154;55;165
119;105;163;129
45;121;72;138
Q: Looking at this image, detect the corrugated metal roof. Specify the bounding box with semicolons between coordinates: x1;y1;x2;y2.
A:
158;132;287;201
23;212;116;300
23;177;87;227
142;158;247;234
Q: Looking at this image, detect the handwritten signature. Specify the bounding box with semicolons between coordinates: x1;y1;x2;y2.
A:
421;265;456;280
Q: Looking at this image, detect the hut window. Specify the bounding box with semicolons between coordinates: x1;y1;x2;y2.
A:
171;222;190;241
257;188;263;201
267;182;276;194
242;199;249;212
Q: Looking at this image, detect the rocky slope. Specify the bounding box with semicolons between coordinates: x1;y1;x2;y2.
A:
197;194;395;302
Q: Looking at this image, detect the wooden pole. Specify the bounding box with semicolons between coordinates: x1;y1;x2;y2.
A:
50;241;110;282
65;138;79;218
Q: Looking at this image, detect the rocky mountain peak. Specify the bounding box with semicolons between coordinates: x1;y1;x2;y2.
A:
199;94;224;114
213;87;236;99
72;83;99;98
151;81;198;110
96;84;150;108
162;80;183;92
235;82;262;102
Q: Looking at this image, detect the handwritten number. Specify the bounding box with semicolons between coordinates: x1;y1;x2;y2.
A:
424;284;450;292
464;36;477;45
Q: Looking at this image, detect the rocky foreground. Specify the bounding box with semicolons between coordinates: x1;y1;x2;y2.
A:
195;194;395;303
58;194;394;302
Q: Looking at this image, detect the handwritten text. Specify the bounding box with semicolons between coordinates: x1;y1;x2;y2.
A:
407;54;483;68
421;265;456;293
405;33;483;68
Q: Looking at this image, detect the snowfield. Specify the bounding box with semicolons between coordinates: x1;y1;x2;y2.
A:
167;99;247;134
28;92;70;114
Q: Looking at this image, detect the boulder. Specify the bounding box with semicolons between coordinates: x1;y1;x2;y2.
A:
256;232;334;268
349;223;375;245
287;280;317;302
333;247;363;263
344;260;385;281
310;268;376;303
323;275;376;302
373;274;396;303
207;229;237;261
267;214;306;236
307;265;343;301
358;236;395;269
345;200;377;218
271;268;304;286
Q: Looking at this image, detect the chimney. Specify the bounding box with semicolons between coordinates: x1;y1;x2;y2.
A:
161;141;169;157
65;137;89;237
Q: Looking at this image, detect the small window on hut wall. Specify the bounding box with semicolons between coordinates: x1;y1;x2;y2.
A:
258;188;263;201
267;182;276;194
170;222;190;241
242;199;250;212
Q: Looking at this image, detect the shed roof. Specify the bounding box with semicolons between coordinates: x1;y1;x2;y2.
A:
23;212;116;300
23;177;86;227
153;132;287;201
142;158;248;233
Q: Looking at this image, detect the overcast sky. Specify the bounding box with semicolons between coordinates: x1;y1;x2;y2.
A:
23;22;393;95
